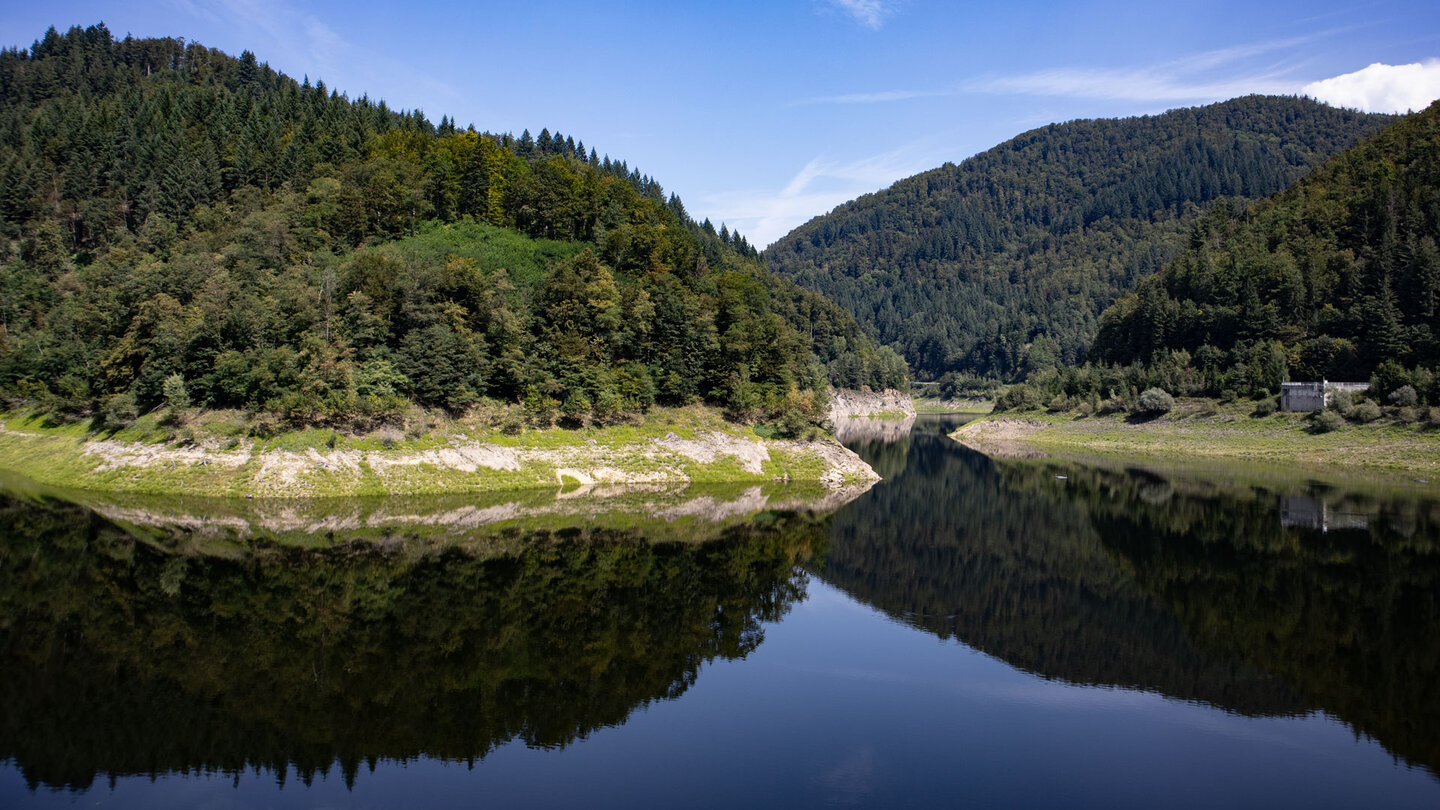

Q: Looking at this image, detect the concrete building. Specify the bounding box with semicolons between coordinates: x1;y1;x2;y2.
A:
1279;380;1370;412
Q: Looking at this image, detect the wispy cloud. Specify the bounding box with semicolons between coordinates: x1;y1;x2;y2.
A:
703;140;947;248
821;0;896;30
1302;61;1440;113
968;32;1341;103
166;0;463;114
214;0;345;73
790;88;950;106
970;67;1297;102
791;33;1340;108
1160;32;1334;73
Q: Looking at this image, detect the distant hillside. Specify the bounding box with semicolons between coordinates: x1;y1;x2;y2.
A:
1091;98;1440;391
0;25;905;430
764;96;1393;379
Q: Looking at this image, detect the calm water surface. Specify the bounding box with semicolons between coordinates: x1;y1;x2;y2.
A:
3;414;1439;808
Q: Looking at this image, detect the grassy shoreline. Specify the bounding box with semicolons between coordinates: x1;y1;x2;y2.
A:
912;397;993;414
951;398;1440;486
0;406;877;499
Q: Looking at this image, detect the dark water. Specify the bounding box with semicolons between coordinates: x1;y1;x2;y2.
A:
3;415;1439;808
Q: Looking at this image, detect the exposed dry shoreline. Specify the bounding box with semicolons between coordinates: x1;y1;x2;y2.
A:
0;411;879;499
951;408;1440;483
948;418;1050;458
825;387;916;421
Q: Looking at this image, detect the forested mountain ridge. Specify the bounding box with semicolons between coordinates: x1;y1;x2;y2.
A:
0;24;906;431
1090;97;1440;394
764;96;1394;380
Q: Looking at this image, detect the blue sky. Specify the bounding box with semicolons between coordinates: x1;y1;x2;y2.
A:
3;1;1439;246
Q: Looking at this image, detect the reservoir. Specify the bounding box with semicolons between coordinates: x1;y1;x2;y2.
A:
3;414;1437;808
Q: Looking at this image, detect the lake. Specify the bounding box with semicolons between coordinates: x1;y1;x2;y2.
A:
3;414;1438;808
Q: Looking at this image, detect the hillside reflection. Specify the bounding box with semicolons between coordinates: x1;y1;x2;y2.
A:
0;487;833;791
826;416;1440;775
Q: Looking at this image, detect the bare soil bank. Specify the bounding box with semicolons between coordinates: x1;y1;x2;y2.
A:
0;408;879;498
951;403;1440;484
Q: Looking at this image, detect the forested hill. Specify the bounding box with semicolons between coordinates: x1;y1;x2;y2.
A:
0;24;906;430
1090;98;1440;390
763;96;1393;380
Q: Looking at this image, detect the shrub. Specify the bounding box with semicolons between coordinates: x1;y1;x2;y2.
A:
1389;385;1418;408
1311;409;1345;433
375;425;403;448
1251;397;1278;417
561;390;593;428
1349;400;1382;423
499;408;526;436
775;407;812;438
101;391;139;431
994;383;1040;412
523;386;560;428
162;373;190;411
1372;360;1412;402
1329;389;1354;414
1396;406;1419;425
1136;388;1174;415
1098;398;1128;415
249;414;280;438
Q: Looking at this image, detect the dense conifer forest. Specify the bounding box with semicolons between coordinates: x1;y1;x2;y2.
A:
764;97;1393;381
0;24;906;432
1089;99;1440;401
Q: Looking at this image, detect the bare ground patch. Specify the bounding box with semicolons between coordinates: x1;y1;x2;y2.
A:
949;419;1051;458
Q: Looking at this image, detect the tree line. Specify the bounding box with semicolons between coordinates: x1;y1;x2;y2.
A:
764;96;1393;380
1087;98;1440;408
0;24;906;431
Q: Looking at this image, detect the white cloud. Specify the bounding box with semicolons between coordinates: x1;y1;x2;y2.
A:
822;0;894;30
1302;61;1440;113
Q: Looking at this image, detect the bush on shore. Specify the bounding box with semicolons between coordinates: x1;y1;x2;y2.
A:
1137;388;1174;415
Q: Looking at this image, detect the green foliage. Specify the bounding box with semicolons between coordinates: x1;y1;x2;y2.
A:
1137;387;1174;414
1092;101;1440;395
1311;408;1346;433
1390;385;1419;408
766;96;1392;380
100;391;138;431
161;374;189;411
993;383;1041;412
1350;400;1383;424
0;26;905;427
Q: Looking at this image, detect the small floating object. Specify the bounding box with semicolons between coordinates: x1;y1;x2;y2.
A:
1056;475;1068;479
1416;478;1429;484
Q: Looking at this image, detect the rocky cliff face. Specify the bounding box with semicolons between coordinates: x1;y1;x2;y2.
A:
826;388;916;422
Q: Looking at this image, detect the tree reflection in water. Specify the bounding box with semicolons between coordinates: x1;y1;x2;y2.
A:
826;415;1440;776
0;489;831;790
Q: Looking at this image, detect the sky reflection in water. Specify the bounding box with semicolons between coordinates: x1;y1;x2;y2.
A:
2;415;1438;808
